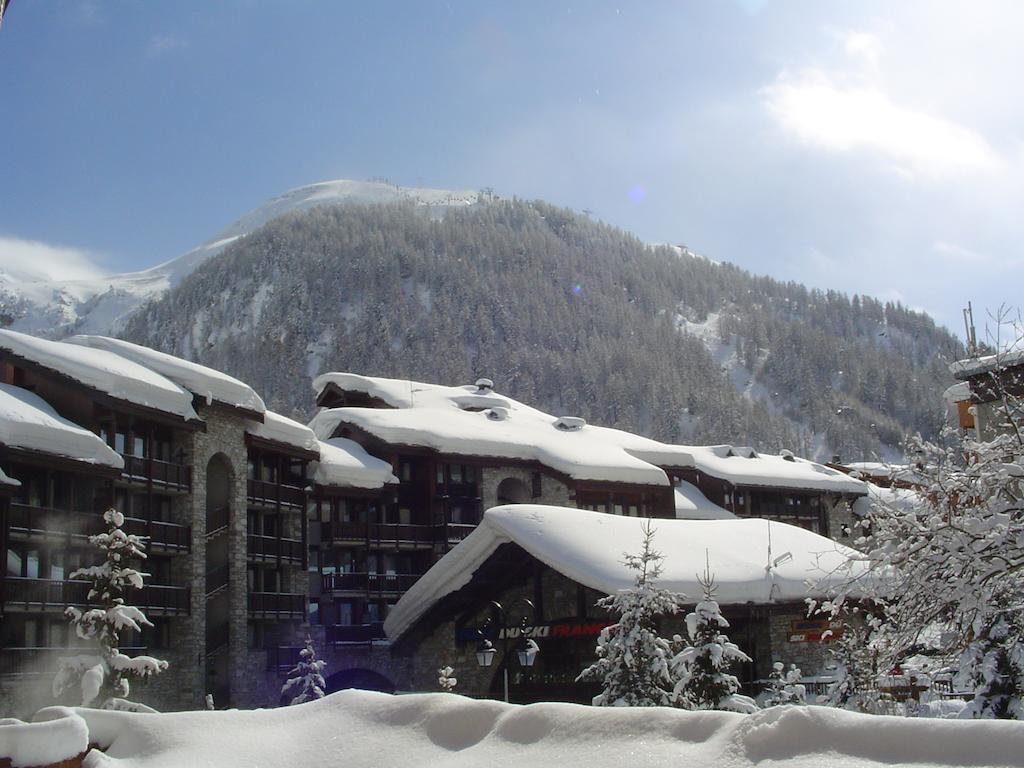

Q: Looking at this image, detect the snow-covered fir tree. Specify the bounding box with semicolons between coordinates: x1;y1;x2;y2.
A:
819;312;1024;719
281;636;327;705
762;662;806;706
577;520;686;707
437;666;457;692
53;508;168;709
673;567;756;712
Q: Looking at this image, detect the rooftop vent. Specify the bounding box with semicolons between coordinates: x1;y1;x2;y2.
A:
487;407;510;421
780;449;796;462
475;378;494;393
554;416;586;431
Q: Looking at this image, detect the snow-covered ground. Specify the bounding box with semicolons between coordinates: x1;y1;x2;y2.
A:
14;690;1024;768
0;180;479;338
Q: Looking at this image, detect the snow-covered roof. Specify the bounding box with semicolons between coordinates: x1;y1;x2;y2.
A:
950;348;1024;379
852;483;921;517
385;504;865;641
0;383;124;469
312;437;399;490
312;373;865;493
0;330;198;421
0;466;20;487
312;372;866;493
942;382;971;404
673;480;735;520
65;335;265;414
685;445;866;494
844;462;926;487
246;411;319;455
312;372;466;409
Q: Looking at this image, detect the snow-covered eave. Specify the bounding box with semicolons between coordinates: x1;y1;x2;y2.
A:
245;432;320;461
4;443;124;474
314;411;671;489
0;347;203;427
692;466;867;496
949;348;1024;379
386;506;865;643
0;466;20;487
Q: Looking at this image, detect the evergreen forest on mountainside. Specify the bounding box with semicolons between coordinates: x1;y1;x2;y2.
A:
121;199;963;460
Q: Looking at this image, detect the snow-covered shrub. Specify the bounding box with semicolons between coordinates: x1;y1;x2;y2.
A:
762;662;805;706
54;508;168;708
673;570;757;712
577;521;686;707
281;636;327;705
437;666;457;692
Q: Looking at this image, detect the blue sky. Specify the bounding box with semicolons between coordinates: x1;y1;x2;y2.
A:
1;1;1021;336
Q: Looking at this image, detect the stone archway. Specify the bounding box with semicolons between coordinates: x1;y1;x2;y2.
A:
496;477;531;504
205;452;235;706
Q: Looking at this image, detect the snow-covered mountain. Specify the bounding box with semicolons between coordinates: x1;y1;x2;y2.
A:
0;180;479;338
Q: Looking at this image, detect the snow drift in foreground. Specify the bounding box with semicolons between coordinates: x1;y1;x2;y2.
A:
27;690;1024;768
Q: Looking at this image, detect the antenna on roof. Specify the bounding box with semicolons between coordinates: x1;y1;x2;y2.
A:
963;302;978;356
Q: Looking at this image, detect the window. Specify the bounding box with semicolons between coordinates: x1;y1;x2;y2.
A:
7;547;23;577
400;460;413;483
25;549;39;579
531;472;542;498
338;602;353;626
115;431;127;455
24;619;40;648
133;435;146;458
308;600;320;625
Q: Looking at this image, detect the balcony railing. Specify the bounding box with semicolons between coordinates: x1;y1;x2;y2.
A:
246;534;304;564
122;455;192;492
8;504;190;554
321;572;420;595
247;479;307;510
444;523;476;543
205;565;229;596
0;646;146;676
2;578;190;616
325;623;387;644
321;521;435;548
247;592;305;619
207;506;229;537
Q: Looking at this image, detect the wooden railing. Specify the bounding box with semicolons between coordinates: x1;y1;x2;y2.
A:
445;523;476;543
247;591;305;618
325;623;387;644
206;506;229;536
122;455;192;492
321;521;435;548
246;479;307;509
205;565;229;596
246;534;303;563
8;504;190;553
321;572;420;595
2;578;189;615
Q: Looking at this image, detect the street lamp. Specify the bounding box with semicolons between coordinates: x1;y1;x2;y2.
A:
474;598;540;703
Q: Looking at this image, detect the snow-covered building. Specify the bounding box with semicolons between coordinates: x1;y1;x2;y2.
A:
380;505;862;702
306;372;865;649
949;348;1024;442
0;331;319;715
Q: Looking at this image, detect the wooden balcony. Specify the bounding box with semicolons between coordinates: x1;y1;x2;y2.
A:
246;534;304;565
8;504;190;554
121;455;192;493
321;572;420;596
325;622;387;644
321;521;435;549
247;479;307;510
2;578;190;616
247;591;305;620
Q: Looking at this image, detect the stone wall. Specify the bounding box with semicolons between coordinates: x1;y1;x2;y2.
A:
480;467;570;511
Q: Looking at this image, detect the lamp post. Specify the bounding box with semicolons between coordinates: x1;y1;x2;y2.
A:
474;598;540;703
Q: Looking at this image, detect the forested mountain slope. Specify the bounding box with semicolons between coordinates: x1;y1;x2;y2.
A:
121;199;962;460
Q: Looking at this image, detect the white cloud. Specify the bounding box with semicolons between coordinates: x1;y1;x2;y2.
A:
0;236;107;284
933;240;1022;269
841;30;883;68
762;69;1000;178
